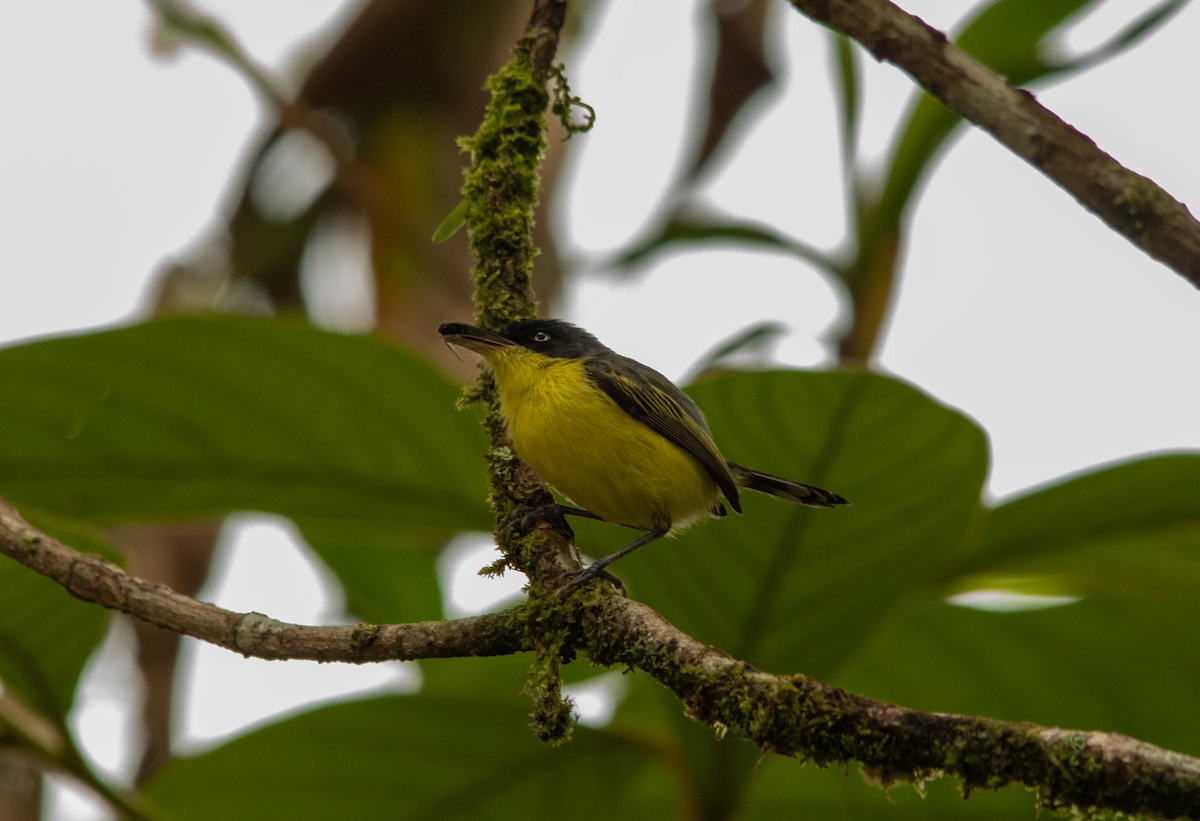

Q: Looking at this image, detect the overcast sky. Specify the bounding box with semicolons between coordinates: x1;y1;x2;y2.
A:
4;1;1198;818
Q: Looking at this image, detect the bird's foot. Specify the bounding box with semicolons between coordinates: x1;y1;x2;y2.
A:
559;563;626;598
506;504;574;538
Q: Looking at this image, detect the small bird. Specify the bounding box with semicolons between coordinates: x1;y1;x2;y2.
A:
438;319;848;591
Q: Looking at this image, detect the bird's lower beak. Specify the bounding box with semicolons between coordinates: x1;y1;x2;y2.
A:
438;322;514;356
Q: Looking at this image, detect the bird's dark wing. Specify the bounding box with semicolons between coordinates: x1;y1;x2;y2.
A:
586;357;742;513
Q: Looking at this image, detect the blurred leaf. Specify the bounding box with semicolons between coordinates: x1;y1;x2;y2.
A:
148;0;282;103
689;0;774;179
146;694;680;820
616;216;839;276
431;199;467;243
0;509;118;719
743;752;1042;820
836;594;1200;759
420;654;536;699
299;522;448;624
877;0;1180;226
683;321;787;382
961;453;1200;596
573;370;988;680
0;317;491;623
1043;0;1188;76
832;33;860;166
0;316;489;531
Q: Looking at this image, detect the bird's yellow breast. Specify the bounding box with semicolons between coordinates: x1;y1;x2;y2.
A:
486;349;718;532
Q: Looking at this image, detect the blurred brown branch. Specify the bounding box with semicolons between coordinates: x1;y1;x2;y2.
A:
4;497;1200;819
786;0;1200;289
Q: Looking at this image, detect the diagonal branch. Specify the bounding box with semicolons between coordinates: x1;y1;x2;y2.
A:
786;0;1200;288
3;497;1200;818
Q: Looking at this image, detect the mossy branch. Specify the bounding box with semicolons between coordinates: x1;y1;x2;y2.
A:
454;0;581;740
4;497;1200;819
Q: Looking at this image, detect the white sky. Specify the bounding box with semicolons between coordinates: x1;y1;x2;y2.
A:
4;1;1199;818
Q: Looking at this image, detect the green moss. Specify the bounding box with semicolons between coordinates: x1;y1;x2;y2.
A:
458;35;549;333
1113;173;1174;238
549;62;595;139
349;622;380;654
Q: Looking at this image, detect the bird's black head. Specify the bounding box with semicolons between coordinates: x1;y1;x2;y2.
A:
499;319;609;359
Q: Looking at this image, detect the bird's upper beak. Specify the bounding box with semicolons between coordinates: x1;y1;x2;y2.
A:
438;322;514;357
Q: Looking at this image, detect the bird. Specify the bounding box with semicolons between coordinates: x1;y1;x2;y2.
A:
438;318;848;592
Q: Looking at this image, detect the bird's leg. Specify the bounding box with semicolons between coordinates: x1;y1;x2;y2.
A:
507;503;604;537
561;526;670;596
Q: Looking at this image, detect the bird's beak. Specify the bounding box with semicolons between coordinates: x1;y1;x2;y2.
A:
438;322;515;358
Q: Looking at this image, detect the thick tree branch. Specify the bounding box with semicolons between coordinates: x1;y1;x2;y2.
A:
787;0;1200;288
4;498;1200;818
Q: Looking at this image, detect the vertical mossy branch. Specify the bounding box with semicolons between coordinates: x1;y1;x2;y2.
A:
455;0;578;741
456;0;568;570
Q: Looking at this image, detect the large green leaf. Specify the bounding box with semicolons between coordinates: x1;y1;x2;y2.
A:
0;316;489;531
743;752;1040;820
0;316;491;623
146;693;679;820
0;510;117;719
297;520;448;624
960;453;1200;595
572;370;988;680
835;594;1200;760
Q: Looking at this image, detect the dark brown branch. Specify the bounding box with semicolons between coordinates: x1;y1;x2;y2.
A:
4;497;1200;817
524;0;568;83
786;0;1200;288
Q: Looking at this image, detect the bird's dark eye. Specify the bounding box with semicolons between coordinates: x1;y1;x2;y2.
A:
532;331;551;343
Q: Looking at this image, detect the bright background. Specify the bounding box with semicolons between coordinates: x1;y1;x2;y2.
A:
3;1;1198;818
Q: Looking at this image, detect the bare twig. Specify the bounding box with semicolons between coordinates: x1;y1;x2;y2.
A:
3;498;1200;818
786;0;1200;288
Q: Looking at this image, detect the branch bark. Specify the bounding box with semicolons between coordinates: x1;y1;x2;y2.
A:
0;501;519;664
786;0;1200;288
3;498;1200;818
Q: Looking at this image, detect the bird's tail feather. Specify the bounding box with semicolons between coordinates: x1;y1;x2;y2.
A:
727;462;849;508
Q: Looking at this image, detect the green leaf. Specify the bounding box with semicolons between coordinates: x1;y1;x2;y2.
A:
743;752;1042;820
431;199;467;243
146;694;680;821
0;509;117;719
836;594;1200;759
681;321;787;383
614;217;839;276
1042;0;1188;76
298;520;447;624
876;0;1180;231
963;453;1200;595
832;33;860;166
0;316;490;532
572;370;988;680
0;316;491;623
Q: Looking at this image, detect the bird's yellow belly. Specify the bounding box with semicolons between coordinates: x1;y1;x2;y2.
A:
497;361;717;532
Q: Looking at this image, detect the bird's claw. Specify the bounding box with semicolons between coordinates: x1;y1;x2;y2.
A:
506;504;574;538
559;564;626;598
